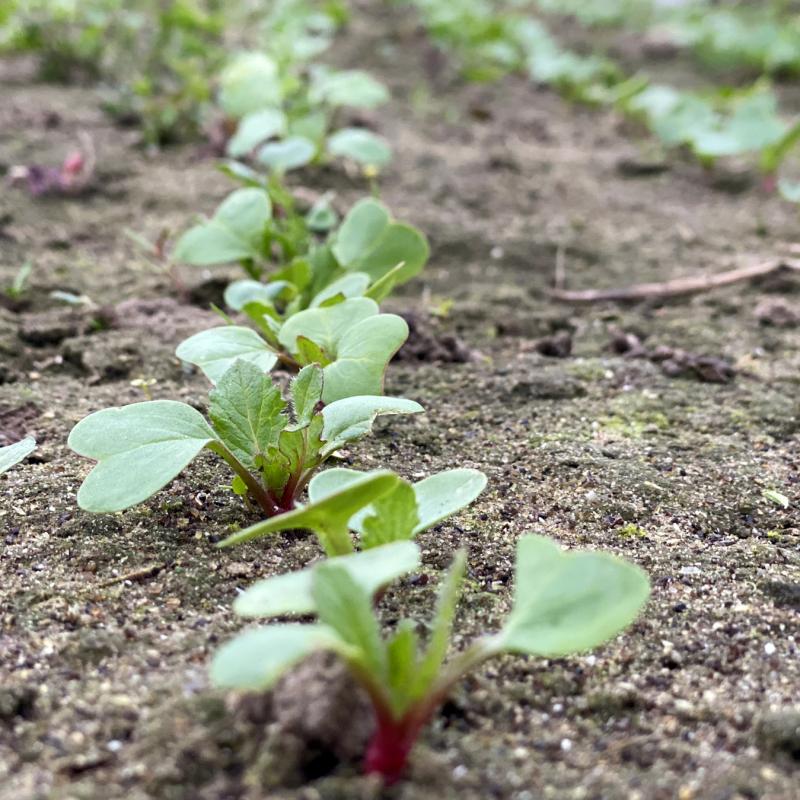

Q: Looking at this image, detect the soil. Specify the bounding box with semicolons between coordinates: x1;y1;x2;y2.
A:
1;2;799;799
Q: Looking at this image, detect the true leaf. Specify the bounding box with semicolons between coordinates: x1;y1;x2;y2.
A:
289;365;323;430
309;272;371;308
234;541;421;618
176;326;278;385
0;437;36;475
211;624;337;691
173;188;270;266
68;401;218;513
494;535;650;656
208;361;287;470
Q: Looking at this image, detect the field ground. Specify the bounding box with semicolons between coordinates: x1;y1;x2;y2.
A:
1;3;798;799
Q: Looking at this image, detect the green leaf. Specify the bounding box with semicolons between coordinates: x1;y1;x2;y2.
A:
68;401;218;513
210;624;336;690
495;535;650;657
289;365;323;430
327;128;392;167
305;196;338;233
208;361;287;470
763;489;790;509
312;564;387;678
332;199;429;286
258;137;316;173
310;467;483;536
173;189;270;266
320;396;424;453
223;279;292;312
227;108;287;157
412;549;467;699
361;480;419;548
219;52;283;118
309;272;371;308
175;326;278;385
0;437;36;475
234;541;421;618
311;68;390;109
217;470;401;553
295;336;332;367
279;297;408;402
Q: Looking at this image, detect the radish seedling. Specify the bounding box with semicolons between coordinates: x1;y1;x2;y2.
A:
177;296;409;403
218;466;488;556
174;189;428;316
212;534;650;783
0;437;36;475
68;362;422;515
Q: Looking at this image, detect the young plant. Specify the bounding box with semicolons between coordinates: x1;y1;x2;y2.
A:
217;466;488;556
212;534;651;783
68;362;422;515
0;437;36;475
173;188;429;319
219;47;392;171
176;296;410;403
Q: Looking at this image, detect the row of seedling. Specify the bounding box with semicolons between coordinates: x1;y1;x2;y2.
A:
0;4;651;783
408;0;800;192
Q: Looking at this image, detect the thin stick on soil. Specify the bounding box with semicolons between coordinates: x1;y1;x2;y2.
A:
97;563;166;588
547;257;800;303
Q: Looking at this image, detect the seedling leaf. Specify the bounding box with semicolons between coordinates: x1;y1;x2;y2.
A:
258;136;316;173
176;326;278;384
0;437;36;475
227;108;287;157
320;396;424;453
495;536;650;656
173;188;271;266
217;470;401;553
208;361;287;470
211;624;336;690
289;365;324;429
327;128;392;167
68;401;218;512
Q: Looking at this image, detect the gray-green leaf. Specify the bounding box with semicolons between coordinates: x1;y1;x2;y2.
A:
211;624;337;691
258;137;316;173
208;361;287;470
327;128;392;168
289;365;324;430
332;198;428;286
494;535;650;657
173;189;271;266
0;437;36;475
320;396;424;453
68;401;218;513
176;326;278;385
227;108;287;157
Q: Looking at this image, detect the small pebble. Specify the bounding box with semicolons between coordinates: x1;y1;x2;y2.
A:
764;642;776;656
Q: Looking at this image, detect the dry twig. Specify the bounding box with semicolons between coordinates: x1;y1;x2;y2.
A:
548;258;800;303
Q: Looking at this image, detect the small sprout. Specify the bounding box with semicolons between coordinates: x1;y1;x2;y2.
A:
212;535;650;783
763;489;790;509
68;362;423;516
6;261;32;300
0;437;36;476
130;377;157;401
